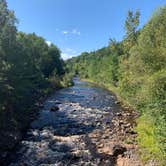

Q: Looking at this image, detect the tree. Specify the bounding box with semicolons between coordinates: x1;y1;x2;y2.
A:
123;10;140;56
0;0;65;153
0;0;17;112
125;10;140;42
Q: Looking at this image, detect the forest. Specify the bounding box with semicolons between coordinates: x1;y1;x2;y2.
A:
0;0;74;154
66;7;166;164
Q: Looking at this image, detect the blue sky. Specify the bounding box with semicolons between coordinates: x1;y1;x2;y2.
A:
7;0;165;59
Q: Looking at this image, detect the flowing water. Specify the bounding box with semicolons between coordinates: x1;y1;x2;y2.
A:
9;78;122;166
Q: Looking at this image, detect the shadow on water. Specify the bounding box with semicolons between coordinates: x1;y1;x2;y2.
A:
29;110;98;137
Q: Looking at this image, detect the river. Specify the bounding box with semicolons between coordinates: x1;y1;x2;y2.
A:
9;78;124;166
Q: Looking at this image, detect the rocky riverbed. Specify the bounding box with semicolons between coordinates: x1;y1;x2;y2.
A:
8;78;141;166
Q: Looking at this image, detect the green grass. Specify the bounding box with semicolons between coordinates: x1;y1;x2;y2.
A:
136;114;166;165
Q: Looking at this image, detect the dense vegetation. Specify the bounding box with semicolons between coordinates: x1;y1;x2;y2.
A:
66;7;166;164
0;0;67;154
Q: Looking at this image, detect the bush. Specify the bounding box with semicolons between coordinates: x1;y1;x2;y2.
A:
136;113;166;165
146;70;166;104
60;73;74;87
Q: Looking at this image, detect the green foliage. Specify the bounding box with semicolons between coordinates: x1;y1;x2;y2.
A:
125;10;140;41
67;44;121;86
123;10;140;56
120;8;166;163
60;73;74;87
66;7;166;164
136;114;165;163
0;0;65;152
143;70;166;104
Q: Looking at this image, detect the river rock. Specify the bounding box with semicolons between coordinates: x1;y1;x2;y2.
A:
115;101;120;104
116;112;122;116
126;130;137;135
112;145;127;156
123;123;131;129
50;105;59;111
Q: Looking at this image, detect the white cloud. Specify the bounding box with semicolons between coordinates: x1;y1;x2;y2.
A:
46;40;52;46
61;29;81;36
61;52;76;60
61;48;79;60
62;31;69;35
72;29;81;35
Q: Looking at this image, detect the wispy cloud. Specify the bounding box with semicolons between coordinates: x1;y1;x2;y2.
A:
62;31;69;35
62;29;81;36
71;29;81;35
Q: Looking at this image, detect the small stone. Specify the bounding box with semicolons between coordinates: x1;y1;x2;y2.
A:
98;143;104;148
119;120;124;125
123;123;131;128
112;145;127;156
116;112;122;116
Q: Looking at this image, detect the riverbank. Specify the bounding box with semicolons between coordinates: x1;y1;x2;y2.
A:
82;79;144;165
82;78;166;166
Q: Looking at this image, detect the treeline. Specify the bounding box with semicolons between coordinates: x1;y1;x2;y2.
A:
0;0;66;154
67;7;166;164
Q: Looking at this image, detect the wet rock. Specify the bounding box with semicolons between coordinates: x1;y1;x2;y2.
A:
40;130;53;139
119;120;124;125
123;112;131;117
72;109;77;112
50;105;59;111
103;112;110;116
98;143;104;148
123;123;131;129
112;145;127;156
115;101;120;104
55;101;62;104
116;112;122;116
96;122;101;127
